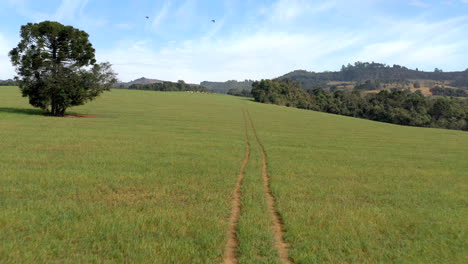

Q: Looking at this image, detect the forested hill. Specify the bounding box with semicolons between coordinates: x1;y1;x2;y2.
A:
200;80;254;94
115;77;163;88
280;62;468;89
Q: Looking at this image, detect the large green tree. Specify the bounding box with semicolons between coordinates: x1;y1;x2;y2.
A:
9;21;117;116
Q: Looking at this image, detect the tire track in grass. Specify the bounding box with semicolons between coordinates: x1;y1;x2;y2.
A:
246;110;292;264
222;109;250;264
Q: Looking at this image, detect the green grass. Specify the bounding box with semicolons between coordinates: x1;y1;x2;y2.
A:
0;87;245;263
1;86;467;263
237;121;280;264
248;105;468;263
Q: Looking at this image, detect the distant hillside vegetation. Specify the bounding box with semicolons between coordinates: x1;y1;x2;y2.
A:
251;78;468;131
128;80;208;92
0;79;18;86
114;77;207;92
115;77;163;88
279;62;468;90
200;80;254;94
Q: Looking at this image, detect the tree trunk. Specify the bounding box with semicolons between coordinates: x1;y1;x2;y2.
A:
50;103;66;116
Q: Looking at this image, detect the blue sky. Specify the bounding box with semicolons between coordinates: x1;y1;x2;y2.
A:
1;0;468;83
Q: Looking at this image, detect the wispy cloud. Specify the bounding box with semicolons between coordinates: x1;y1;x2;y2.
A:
53;0;89;21
1;0;468;81
354;16;468;69
409;0;431;8
151;1;171;32
98;28;360;83
267;0;336;23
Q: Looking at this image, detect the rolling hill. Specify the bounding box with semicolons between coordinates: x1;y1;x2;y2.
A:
278;62;468;91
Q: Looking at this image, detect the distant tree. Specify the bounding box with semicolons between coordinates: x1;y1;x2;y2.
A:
9;21;116;116
0;79;18;86
128;81;208;92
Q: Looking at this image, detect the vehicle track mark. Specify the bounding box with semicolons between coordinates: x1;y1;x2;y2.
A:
246;110;292;264
222;109;250;264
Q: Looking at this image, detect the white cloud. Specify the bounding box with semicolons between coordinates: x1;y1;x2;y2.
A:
97;30;360;83
353;16;468;70
0;34;16;79
98;9;468;83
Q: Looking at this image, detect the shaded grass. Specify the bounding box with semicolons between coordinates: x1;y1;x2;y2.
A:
0;107;46;116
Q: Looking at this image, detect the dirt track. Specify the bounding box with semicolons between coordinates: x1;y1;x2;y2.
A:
246;110;292;264
222;109;291;264
222;110;250;264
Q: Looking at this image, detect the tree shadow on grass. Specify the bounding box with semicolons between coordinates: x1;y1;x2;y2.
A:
0;107;96;118
0;107;46;116
239;97;255;102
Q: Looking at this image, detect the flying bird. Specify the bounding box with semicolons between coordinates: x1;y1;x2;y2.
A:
211;19;215;23
146;16;149;19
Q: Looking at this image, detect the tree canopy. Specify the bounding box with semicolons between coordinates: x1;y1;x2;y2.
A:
252;78;468;131
9;21;116;116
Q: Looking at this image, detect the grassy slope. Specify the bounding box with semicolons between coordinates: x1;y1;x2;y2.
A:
0;87;245;263
249;104;468;263
1;86;467;263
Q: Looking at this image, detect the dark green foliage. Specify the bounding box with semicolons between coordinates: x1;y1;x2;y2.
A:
430;86;467;97
252;79;468;131
251;79;312;108
9;21;116;116
227;88;252;97
200;80;253;94
128;80;208;92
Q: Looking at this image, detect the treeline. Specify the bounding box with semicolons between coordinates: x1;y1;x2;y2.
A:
280;62;468;89
227;88;252;97
200;80;253;94
0;79;18;86
430;86;467;97
128;80;208;92
252;79;468;131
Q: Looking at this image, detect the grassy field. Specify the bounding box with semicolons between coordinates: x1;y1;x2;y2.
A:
1;86;467;263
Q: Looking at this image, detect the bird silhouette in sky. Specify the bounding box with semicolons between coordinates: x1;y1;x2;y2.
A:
146;16;149;19
212;19;215;23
